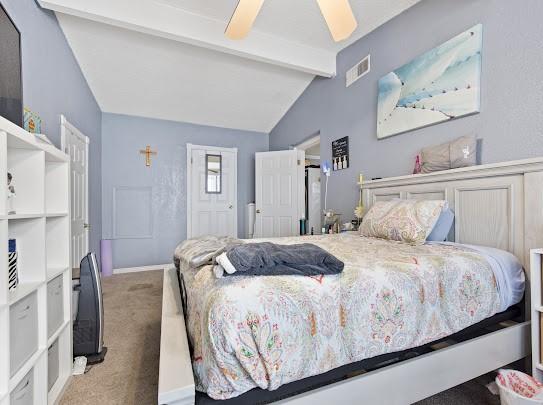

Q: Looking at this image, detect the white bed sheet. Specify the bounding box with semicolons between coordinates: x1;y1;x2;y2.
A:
433;242;525;311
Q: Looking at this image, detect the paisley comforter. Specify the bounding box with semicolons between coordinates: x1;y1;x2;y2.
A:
181;234;502;400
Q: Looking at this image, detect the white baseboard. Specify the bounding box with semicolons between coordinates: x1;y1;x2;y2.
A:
113;264;170;275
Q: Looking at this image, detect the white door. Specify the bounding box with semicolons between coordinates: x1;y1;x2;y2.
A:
187;144;237;238
61;115;89;269
254;150;305;238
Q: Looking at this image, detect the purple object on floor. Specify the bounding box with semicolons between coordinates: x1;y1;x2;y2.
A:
100;239;113;277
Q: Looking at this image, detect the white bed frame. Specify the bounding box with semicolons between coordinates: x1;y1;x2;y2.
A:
159;157;543;405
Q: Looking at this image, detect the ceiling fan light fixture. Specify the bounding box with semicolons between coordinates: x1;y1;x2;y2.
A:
225;0;265;40
316;0;358;42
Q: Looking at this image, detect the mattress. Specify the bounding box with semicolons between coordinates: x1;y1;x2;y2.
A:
180;234;524;400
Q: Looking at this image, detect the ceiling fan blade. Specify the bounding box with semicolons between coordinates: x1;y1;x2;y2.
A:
316;0;358;42
225;0;265;40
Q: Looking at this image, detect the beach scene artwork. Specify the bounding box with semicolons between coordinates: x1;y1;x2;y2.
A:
377;24;482;139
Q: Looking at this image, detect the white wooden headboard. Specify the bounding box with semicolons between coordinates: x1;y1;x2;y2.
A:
362;158;543;272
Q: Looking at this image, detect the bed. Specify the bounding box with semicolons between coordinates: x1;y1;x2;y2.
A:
159;157;543;405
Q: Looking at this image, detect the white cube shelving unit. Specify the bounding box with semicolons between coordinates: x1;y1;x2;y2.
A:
531;248;543;382
0;116;71;405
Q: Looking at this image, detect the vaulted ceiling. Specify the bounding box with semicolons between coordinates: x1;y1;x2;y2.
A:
39;0;420;133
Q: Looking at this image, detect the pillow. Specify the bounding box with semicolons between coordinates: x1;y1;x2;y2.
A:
420;141;450;173
360;199;447;245
420;135;478;173
450;135;477;168
426;207;454;241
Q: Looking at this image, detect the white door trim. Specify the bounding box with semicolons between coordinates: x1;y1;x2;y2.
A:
60;115;90;268
186;143;238;239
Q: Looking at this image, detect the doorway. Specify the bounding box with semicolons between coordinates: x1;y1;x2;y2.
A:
187;144;238;238
60;115;89;270
295;135;321;235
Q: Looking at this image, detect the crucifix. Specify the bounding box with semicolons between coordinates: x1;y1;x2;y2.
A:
139;145;157;167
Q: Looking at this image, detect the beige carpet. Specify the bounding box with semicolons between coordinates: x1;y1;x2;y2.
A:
60;270;501;405
61;270;163;405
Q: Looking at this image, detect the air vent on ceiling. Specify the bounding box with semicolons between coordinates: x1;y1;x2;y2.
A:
346;54;370;87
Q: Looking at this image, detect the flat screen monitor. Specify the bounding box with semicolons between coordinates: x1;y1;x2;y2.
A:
0;4;22;127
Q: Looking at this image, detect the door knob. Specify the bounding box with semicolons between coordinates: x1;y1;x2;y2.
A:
256;209;261;214
229;205;233;209
84;223;90;229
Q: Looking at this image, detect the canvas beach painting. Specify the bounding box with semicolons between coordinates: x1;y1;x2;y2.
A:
377;24;482;139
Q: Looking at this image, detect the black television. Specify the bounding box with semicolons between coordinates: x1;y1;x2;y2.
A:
0;4;22;127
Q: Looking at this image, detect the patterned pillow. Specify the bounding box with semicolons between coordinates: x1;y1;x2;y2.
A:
360;199;447;245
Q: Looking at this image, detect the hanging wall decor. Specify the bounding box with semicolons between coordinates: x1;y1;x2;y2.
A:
332;136;349;171
377;24;482;139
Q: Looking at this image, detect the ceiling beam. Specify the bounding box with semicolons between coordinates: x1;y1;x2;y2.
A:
38;0;336;77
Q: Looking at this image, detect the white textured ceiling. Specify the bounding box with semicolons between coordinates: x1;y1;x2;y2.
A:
47;0;420;132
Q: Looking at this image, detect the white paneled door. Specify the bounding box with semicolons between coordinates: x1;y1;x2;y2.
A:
187;144;237;238
255;150;305;238
61;115;89;270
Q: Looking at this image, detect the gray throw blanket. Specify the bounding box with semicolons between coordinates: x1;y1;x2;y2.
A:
224;242;344;277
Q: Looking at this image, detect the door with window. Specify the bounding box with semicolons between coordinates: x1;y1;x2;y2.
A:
254;149;305;238
187;144;237;238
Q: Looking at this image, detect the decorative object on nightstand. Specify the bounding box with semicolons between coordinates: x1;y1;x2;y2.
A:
8;238;18;291
7;171;16;214
531;248;543;382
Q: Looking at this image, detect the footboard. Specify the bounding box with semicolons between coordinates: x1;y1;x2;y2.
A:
159;267;195;405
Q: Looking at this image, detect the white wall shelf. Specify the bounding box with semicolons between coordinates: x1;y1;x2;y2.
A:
0;116;71;405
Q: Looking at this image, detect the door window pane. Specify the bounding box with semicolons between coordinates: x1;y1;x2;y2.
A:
206;154;222;194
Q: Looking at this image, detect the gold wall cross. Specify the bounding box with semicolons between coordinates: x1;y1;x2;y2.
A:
139;145;157;167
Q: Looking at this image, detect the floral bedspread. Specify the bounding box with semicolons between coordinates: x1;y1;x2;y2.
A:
180;234;501;400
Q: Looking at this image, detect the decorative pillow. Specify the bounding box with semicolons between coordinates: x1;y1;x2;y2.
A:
420;141;450;174
360;199;447;245
450;135;477;168
426;207;454;241
420;135;478;173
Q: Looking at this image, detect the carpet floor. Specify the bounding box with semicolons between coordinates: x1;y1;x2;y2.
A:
60;270;502;405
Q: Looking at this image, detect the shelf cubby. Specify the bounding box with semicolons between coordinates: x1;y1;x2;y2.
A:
0;131;7;217
7;218;46;306
47;323;71;403
0;307;8;399
45;162;69;215
46;216;70;272
6;149;45;217
0;220;6;307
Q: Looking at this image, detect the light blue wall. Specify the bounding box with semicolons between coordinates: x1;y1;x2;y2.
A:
101;113;269;269
270;0;543;224
1;0;102;258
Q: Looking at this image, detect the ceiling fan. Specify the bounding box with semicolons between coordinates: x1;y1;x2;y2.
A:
225;0;358;42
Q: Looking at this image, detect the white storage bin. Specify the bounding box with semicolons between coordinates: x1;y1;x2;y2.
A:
48;339;59;391
47;274;64;338
497;370;543;405
10;369;33;405
10;292;38;376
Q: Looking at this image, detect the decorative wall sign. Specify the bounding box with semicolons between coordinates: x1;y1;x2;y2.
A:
377;24;482;139
332;136;349;171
